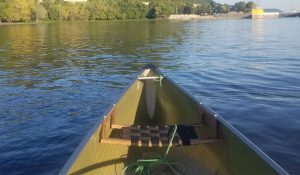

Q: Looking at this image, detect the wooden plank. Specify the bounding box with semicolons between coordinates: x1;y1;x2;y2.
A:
101;138;132;146
102;124;220;147
101;137;218;147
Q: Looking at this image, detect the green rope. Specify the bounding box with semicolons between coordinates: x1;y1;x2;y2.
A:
123;125;185;175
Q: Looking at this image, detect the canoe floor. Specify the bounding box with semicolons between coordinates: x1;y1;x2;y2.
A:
68;141;230;175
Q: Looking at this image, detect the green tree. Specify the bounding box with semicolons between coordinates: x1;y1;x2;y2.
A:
35;4;48;21
41;0;54;10
214;3;228;13
47;3;60;20
88;0;118;20
118;0;147;19
0;1;5;22
223;4;230;13
246;1;256;12
234;1;246;12
65;3;88;21
0;0;36;22
183;6;192;14
148;0;174;18
78;3;90;20
59;4;69;20
146;8;156;19
194;2;210;15
210;1;216;13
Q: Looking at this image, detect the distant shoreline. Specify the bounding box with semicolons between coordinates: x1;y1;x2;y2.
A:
0;22;25;26
0;15;250;26
168;12;300;20
1;13;299;26
0;14;249;25
169;13;250;20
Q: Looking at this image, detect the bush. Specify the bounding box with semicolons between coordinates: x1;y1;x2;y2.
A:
183;6;192;14
146;8;156;19
148;0;174;18
48;4;60;20
0;0;35;22
35;4;48;20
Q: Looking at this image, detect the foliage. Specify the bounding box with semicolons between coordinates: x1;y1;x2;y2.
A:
47;4;60;20
0;2;4;22
234;1;246;12
64;3;90;20
194;2;211;15
0;0;35;22
0;0;256;22
35;4;48;20
148;0;175;19
118;0;148;19
214;4;229;13
183;6;192;14
232;1;256;13
246;1;256;10
146;8;156;19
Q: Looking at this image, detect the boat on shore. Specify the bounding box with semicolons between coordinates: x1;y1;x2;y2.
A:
60;65;288;175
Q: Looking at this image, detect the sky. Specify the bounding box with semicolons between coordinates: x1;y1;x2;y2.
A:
215;0;300;11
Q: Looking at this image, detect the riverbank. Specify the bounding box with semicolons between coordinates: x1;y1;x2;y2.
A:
1;13;298;26
169;13;250;20
169;15;215;20
169;12;300;20
0;19;157;26
0;14;249;26
0;22;25;25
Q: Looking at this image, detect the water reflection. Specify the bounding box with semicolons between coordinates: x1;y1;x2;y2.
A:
0;21;186;89
251;19;265;42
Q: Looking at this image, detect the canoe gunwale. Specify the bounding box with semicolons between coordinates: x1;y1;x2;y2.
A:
59;70;142;175
153;68;289;175
59;65;289;175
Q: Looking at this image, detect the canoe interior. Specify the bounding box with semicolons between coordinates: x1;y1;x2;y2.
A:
63;68;280;175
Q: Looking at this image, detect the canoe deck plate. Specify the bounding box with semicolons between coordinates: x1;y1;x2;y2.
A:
100;125;219;147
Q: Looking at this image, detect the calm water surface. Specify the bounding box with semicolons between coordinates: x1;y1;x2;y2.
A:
0;18;299;174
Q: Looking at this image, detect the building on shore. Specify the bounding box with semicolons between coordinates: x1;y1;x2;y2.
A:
251;8;264;19
251;8;280;19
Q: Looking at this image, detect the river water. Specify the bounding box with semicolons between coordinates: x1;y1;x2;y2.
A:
0;18;299;174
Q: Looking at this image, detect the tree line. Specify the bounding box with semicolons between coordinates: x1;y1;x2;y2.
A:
0;0;256;22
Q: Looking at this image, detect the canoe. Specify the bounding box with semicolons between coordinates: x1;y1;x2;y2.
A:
60;65;288;175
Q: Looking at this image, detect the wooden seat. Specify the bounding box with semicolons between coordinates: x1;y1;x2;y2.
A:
100;124;220;147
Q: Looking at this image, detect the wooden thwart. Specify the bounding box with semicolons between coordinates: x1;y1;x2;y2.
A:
100;124;220;147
